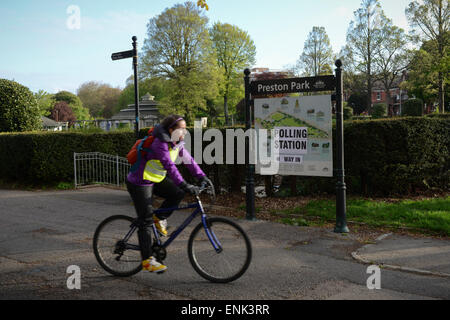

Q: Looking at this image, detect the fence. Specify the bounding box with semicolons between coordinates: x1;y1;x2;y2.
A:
74;152;130;188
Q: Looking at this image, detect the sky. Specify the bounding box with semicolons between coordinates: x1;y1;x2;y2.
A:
0;0;412;94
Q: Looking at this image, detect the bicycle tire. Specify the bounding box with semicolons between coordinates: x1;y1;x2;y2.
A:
93;215;142;277
188;217;252;283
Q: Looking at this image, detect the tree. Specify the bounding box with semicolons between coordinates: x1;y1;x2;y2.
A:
402;35;450;111
77;82;122;118
406;0;450;113
374;22;411;112
50;101;76;125
54;91;91;121
345;0;390;113
348;92;369;115
117;77;169;115
210;22;256;125
140;2;219;124
0;79;41;132
402;98;424;116
34;90;55;117
297;26;334;76
197;0;209;10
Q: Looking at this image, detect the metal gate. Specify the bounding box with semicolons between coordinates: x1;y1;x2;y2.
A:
74;152;130;188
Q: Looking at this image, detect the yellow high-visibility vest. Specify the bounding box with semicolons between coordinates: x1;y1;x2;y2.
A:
143;147;179;183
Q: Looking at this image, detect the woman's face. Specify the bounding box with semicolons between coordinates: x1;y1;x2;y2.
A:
169;120;187;143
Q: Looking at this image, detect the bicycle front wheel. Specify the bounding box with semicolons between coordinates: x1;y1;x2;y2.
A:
188;217;252;283
93;215;142;277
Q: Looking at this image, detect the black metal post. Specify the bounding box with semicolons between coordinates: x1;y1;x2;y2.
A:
244;69;256;221
334;60;349;233
132;36;140;138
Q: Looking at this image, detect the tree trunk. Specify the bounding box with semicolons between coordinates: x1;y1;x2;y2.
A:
264;176;273;197
439;72;445;114
224;95;229;126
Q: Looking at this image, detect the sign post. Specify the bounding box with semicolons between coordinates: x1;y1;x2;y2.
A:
244;69;256;221
111;36;140;138
246;61;349;233
333;60;349;233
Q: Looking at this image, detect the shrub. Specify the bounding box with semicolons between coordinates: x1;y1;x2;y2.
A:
371;103;387;119
0;79;42;132
402;98;423;116
343;105;354;120
0;117;448;196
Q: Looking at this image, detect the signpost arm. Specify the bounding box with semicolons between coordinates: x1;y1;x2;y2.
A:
132;36;140;138
334;60;349;233
244;69;256;221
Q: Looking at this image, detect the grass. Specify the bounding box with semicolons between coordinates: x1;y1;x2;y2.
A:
279;196;450;236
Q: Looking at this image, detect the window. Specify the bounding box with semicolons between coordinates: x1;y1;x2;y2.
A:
376;92;382;101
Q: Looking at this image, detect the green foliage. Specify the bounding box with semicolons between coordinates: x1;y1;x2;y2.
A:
297;26;334;76
371;103;387;119
54;91;91;121
77;82;122;118
210;22;256;124
344;117;449;196
282;197;450;236
34;90;55;117
140;2;220;125
0;118;448;197
117;78;169;115
347;92;369;115
0;79;42;132
406;0;449;113
0;131;135;184
343;105;354;120
402;98;424;116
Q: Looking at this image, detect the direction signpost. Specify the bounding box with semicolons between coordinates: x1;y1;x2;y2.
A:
244;61;349;233
111;36;140;138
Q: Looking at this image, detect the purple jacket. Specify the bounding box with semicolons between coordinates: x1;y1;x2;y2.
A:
127;125;205;186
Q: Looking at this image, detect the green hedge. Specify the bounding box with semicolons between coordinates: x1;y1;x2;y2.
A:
0;117;449;196
0;131;135;184
402;99;423;116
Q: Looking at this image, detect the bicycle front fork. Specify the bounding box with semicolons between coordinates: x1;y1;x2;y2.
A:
202;215;223;253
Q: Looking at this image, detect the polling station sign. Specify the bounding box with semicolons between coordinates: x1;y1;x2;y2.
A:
255;95;333;177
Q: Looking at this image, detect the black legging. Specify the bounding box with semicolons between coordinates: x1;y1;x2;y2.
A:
126;177;185;260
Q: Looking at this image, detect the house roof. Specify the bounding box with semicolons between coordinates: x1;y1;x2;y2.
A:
41;116;61;127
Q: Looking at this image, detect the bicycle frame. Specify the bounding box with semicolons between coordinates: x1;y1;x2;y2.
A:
124;197;223;254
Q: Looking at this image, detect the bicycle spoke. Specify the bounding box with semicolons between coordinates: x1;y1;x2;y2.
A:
188;218;252;283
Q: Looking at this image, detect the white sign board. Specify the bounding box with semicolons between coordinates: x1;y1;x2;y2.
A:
254;95;333;177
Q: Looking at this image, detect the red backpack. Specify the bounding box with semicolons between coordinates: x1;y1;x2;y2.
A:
127;128;155;172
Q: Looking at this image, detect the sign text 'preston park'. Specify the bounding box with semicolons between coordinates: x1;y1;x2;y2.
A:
250;75;336;95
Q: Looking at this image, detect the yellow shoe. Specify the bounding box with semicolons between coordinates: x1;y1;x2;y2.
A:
153;215;168;237
142;257;167;273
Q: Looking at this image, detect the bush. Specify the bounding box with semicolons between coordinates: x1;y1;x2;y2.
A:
343;105;353;120
402;99;423;116
0;131;135;184
371;103;387;119
0;117;448;196
0;79;42;132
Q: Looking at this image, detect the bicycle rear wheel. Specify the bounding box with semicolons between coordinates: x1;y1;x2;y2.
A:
93;215;142;277
188;217;252;283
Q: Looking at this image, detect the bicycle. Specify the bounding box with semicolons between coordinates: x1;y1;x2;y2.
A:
93;181;252;283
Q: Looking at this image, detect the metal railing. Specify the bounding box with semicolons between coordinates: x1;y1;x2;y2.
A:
74;152;130;188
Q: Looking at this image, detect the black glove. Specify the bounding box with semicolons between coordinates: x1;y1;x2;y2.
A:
198;176;212;188
180;181;200;196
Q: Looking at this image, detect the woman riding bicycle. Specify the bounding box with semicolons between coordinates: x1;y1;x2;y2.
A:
126;115;210;273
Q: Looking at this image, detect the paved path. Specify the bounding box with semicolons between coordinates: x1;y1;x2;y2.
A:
0;187;448;300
